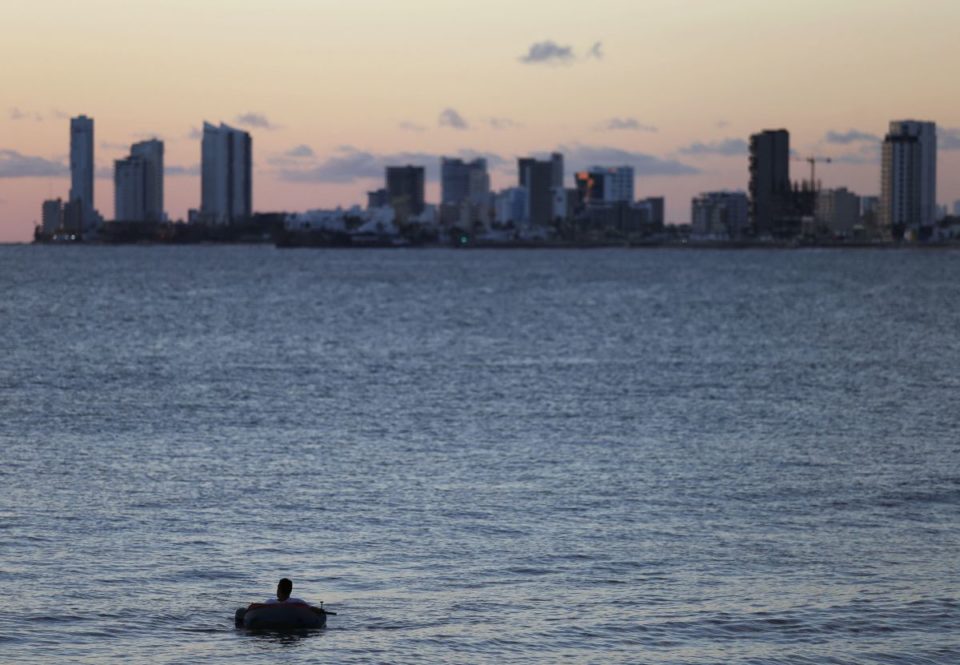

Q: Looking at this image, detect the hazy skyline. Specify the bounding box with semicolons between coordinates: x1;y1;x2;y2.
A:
3;0;960;242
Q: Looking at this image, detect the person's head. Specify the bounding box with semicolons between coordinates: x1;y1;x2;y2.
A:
277;578;293;601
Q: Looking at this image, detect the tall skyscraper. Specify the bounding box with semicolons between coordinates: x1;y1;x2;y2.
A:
131;139;164;221
386;165;425;221
748;129;791;236
114;139;164;222
69;115;95;227
114;156;145;221
550;152;564;189
880;120;937;237
517;158;554;226
441;158;489;205
201;122;252;224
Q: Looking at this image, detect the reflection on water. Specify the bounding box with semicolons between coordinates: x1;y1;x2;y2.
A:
0;246;959;664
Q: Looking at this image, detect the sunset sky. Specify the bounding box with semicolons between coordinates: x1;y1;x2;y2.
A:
2;0;960;242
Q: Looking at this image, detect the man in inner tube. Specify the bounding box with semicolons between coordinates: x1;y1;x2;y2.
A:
265;578;326;617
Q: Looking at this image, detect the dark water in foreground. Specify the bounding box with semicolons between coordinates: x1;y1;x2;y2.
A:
1;246;959;664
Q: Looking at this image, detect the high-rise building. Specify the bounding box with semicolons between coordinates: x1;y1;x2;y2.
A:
880;120;937;237
953;200;960;217
748;129;791;236
441;158;489;205
574;166;635;206
41;198;63;234
691;191;749;239
201;122;252;224
386;165;425;221
517;158;554;225
550;152;564;189
131;139;164;221
114;157;145;221
816;188;861;237
69;115;95;227
114;139;164;222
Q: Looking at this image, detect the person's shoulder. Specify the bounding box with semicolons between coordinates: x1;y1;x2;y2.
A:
287;597;308;604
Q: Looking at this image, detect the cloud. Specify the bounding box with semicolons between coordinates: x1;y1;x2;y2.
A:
487;117;521;130
829;141;882;165
518;40;575;65
277;146;508;183
286;144;314;158
234;112;276;129
165;164;200;176
940;128;960;151
438;108;469;130
825;129;881;144
715;120;730;129
678;138;749;157
398;121;427;132
518;40;603;65
560;144;699;176
10;107;43;121
0;149;68;178
599;117;657;132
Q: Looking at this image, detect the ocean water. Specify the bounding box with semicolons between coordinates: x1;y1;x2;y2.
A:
1;245;958;664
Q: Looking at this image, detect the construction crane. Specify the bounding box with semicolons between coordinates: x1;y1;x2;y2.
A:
802;156;832;191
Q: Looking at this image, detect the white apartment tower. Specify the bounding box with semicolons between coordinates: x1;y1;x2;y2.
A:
69;115;95;227
880;120;936;236
201;122;252;224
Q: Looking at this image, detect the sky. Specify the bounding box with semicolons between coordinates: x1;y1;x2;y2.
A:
2;0;960;242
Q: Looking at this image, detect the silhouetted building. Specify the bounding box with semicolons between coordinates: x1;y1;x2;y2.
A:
62;200;83;234
113;139;164;222
42;198;62;234
518;158;554;225
201;122;252;224
574;167;635;208
495;187;527;225
131;139;164;221
441;157;489;205
386;165;425;221
749;129;791;237
550;152;564;189
692;192;748;239
70;115;96;228
367;188;389;209
880;120;937;238
816;188;861;237
114;157;145;221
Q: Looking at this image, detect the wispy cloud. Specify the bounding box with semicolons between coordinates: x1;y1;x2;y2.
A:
678;138;749;157
830;141;882;164
587;41;603;60
277;146;508;184
487;117;521;130
940;128;960;150
519;40;574;65
285;145;314;158
438;108;469;130
598;117;657;132
9;107;43;122
234;112;277;130
0;149;67;178
825;129;881;144
560;144;699;176
398;121;427;133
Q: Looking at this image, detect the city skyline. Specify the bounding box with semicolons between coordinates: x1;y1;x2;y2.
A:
3;0;960;242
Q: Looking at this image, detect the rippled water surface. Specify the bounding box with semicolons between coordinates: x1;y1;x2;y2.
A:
1;246;959;664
